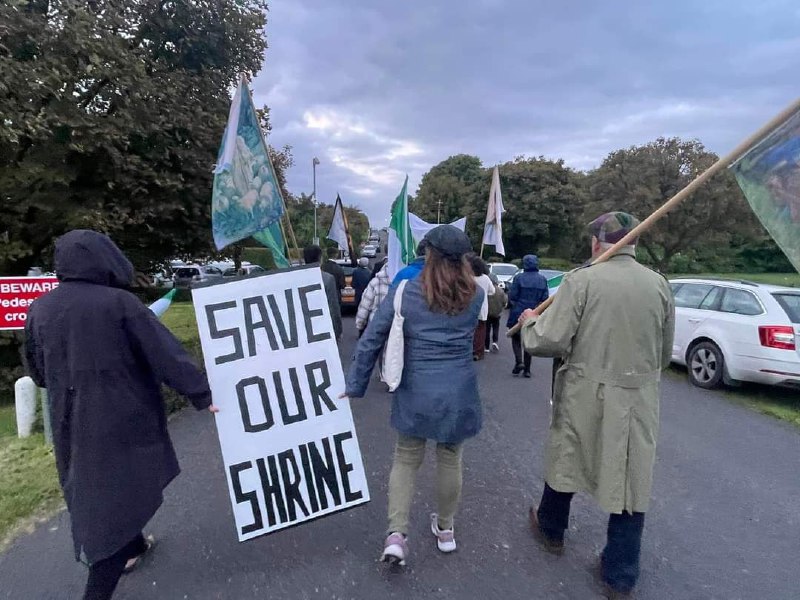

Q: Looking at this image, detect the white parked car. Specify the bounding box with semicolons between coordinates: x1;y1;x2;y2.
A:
669;278;800;389
222;265;267;278
488;263;518;291
362;245;377;258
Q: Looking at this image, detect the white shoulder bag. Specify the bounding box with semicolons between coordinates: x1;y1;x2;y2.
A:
383;279;408;392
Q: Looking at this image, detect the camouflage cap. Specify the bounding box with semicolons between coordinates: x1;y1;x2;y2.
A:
588;211;640;245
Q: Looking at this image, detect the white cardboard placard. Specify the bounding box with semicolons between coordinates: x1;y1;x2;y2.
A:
192;267;369;541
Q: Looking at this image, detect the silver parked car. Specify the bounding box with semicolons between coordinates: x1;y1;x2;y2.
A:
173;265;224;289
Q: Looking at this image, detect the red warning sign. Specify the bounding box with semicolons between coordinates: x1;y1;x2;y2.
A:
0;277;59;331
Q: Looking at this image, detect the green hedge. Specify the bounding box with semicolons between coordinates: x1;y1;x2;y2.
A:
242;247;277;270
538;257;578;271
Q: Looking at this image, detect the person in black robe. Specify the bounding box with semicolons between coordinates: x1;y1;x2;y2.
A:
24;230;217;600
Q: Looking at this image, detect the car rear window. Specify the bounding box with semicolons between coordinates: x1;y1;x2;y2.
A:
672;283;714;309
492;265;518;276
719;288;763;316
773;293;800;323
175;268;198;277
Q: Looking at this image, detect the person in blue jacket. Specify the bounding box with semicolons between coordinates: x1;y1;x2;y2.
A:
506;254;549;377
346;225;484;566
391;239;428;286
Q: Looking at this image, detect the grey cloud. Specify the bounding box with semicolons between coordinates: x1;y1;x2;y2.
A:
254;0;800;226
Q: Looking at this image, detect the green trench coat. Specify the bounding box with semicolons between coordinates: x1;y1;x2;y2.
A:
521;249;675;514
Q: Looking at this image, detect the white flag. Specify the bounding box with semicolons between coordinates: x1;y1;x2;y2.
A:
482;166;505;256
408;212;466;243
327;195;350;253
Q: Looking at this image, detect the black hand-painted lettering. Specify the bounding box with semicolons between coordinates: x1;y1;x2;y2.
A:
298;284;331;343
256;456;287;527
298;444;320;513
229;461;264;535
278;449;309;521
334;432;363;503
273;368;307;425
236;376;274;433
243;296;279;355
205;301;244;365
309;436;342;510
305;360;337;416
268;290;299;348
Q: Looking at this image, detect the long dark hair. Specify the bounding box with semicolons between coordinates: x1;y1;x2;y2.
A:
420;247;476;315
467;253;488;277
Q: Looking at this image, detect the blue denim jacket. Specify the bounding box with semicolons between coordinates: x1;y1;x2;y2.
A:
346;278;484;444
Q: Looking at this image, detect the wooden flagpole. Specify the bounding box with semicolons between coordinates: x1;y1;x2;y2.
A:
507;95;800;337
239;73;301;264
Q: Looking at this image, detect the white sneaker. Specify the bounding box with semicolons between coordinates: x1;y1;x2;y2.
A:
491;342;500;353
430;513;457;553
381;532;408;566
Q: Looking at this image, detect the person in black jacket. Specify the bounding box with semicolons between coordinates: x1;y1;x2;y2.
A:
352;257;372;307
24;230;217;600
321;246;346;293
506;254;549;377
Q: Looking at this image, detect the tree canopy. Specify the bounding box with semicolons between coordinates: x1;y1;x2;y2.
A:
410;140;789;273
586;137;763;271
0;0;269;273
412;154;586;259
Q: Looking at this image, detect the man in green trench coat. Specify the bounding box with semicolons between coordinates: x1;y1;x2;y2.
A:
519;212;675;598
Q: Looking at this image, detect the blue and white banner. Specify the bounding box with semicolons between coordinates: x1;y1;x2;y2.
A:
212;77;285;250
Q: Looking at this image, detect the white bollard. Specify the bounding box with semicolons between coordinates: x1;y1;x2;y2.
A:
15;376;37;438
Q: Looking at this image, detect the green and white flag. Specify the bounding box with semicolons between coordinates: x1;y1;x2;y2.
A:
387;176;413;279
148;289;177;318
547;274;563;295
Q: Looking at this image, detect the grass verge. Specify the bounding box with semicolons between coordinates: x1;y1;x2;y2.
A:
0;301;202;547
0;433;62;550
669;366;800;428
723;385;800;428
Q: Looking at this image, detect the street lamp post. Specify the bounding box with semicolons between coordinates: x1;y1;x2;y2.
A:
312;157;320;245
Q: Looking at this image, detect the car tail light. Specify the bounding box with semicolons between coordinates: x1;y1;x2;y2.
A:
758;326;796;350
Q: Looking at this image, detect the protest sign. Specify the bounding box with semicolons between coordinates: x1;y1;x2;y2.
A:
0;276;59;331
192;266;369;541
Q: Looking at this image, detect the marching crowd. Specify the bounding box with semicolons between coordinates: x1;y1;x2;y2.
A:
23;211;674;600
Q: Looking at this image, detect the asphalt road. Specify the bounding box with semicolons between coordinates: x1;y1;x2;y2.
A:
2;316;799;599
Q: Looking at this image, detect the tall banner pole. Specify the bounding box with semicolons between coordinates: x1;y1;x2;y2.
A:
507;96;800;337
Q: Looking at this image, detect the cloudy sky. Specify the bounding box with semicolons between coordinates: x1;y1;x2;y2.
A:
252;0;800;227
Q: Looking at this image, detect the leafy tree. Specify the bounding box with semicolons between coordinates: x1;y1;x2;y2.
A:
587;137;763;272
284;194;369;251
412;154;586;259
0;0;269;274
412;155;485;232
496;157;587;259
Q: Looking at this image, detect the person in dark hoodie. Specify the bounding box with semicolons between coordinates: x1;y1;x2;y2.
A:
24;230;217;600
506;254;549;377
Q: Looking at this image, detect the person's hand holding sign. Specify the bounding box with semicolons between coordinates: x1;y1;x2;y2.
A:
208;404;220;413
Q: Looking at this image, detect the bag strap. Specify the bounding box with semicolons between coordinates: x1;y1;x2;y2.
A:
393;279;408;314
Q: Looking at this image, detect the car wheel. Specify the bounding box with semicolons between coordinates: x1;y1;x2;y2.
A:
687;341;725;389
